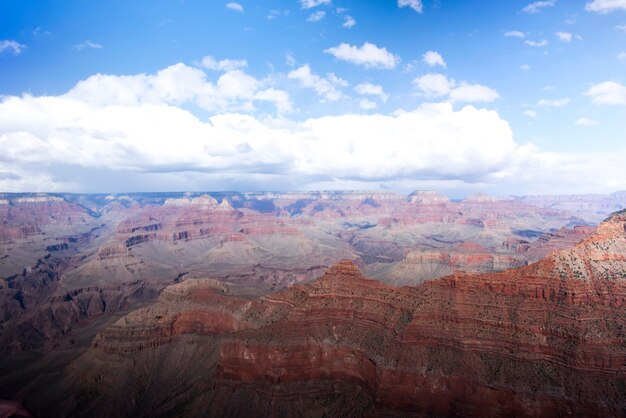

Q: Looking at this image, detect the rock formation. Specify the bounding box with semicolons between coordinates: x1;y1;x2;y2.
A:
28;211;626;417
0;191;607;355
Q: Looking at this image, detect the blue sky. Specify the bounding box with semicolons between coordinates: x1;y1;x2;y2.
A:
1;0;625;196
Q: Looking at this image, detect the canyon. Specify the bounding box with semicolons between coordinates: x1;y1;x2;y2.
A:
4;208;625;417
1;190;609;352
1;191;626;416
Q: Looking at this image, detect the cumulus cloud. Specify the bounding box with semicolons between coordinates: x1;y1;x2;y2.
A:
73;40;102;50
324;42;399;69
201;56;248;71
414;73;451;97
575;117;598;126
307;10;326;22
301;0;330;9
450;84;500;103
342;16;356;28
521;0;557;14
63;63;291;115
504;31;525;38
6;64;626;193
287;64;346;101
413;73;499;103
422;51;446;68
556;31;573;42
355;82;388;102
585;0;626;13
537;98;570;107
225;2;244;12
398;0;423;13
584;81;626;105
0;85;525;192
0;40;26;55
3;63;626;195
254;89;293;114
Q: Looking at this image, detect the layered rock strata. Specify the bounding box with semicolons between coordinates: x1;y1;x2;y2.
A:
50;213;626;417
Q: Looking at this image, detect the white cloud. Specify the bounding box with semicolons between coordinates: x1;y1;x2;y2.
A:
307;10;326;22
616;25;626;32
618;52;626;60
450;83;500;103
225;2;244;12
504;31;525;38
413;73;451;97
575;117;599;126
414;73;499;103
524;110;537;118
287;64;345;101
585;0;626;13
216;70;260;100
355;82;388;102
0;86;524;191
422;51;446;68
336;7;348;13
398;0;423;13
525;39;548;47
537;98;570;107
201;56;248;72
324;42;399;69
4;66;626;195
0;40;26;55
343;16;356;28
73;40;102;50
359;99;377;110
520;64;530;71
254;88;292;113
301;0;330;9
327;72;348;87
64;63;291;115
584;81;626;105
521;0;557;14
556;31;573;42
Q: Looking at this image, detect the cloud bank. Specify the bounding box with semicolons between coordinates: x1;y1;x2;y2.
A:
1;64;626;195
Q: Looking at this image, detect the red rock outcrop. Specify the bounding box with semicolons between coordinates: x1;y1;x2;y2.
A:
47;213;626;418
0;191;604;359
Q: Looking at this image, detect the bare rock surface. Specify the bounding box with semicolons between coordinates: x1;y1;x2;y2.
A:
24;212;626;417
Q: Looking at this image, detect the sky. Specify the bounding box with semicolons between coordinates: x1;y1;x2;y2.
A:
1;0;625;197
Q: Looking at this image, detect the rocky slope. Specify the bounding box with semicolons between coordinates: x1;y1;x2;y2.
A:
25;211;626;417
0;191;609;354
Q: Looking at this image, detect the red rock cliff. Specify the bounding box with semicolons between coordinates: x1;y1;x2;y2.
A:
55;214;626;417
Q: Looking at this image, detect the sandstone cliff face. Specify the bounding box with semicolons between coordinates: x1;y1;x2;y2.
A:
43;214;626;418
